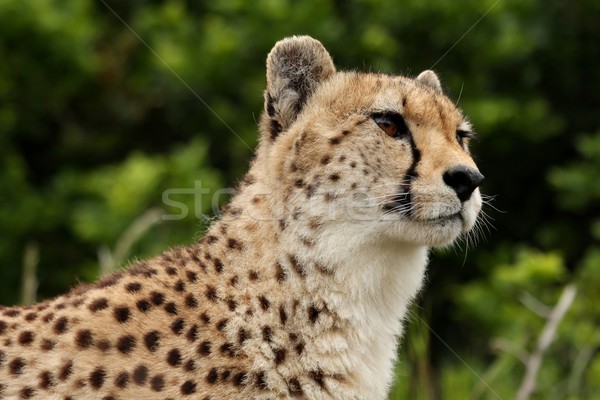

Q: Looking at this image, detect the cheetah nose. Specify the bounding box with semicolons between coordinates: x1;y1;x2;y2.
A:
443;165;484;202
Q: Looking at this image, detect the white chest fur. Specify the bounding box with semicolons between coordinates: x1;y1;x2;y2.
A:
299;223;429;399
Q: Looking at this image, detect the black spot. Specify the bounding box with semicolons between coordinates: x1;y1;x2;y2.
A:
165;266;177;276
136;299;152;312
200;312;210;324
167;349;182;366
308;305;320;324
288;254;306;277
150;291;165;306
9;357;25;375
233;372;247;386
270;119;282;140
58;360;72;380
38;370;54;389
18;331;35;346
274;348;287;364
3;309;20;317
125;282;142;293
113;306;130;323
225;298;236;311
133;365;148;385
216;319;228;331
256;370;268;389
53;317;69;334
117;335;136;354
184;359;196;372
276;263;287;282
90;367;106;389
164;302;178;315
288;377;303;396
184;294;197;308
205;235;218;244
329;136;342;145
151;374;164;392
262;326;273;342
186;325;198;342
220;342;234;357
24;312;38;322
205;286;218;302
41;313;54;323
206;368;218;384
227;238;243;250
310;369;325;388
88;298;109;312
115;372;129;388
174;280;185;292
198;341;211;356
259;296;270;311
248;270;259;281
266;93;276;117
221;369;232;381
181;380;197;394
186;270;198;283
238;328;249;345
213;259;224;273
20;387;35;399
39;339;53;352
171;318;185;335
329;173;340;182
75;330;93;349
0;320;6;334
144;331;160;352
279;306;288;325
295;342;305;355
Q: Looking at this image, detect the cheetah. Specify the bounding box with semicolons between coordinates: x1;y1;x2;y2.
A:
0;36;484;399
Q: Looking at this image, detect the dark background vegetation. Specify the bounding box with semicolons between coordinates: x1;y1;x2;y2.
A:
1;0;599;398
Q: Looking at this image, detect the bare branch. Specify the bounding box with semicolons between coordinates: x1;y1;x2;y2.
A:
515;284;577;400
21;242;39;305
519;291;552;318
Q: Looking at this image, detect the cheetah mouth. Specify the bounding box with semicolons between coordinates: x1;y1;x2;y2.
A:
418;213;462;224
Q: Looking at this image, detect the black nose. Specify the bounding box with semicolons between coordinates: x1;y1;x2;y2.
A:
443;165;484;202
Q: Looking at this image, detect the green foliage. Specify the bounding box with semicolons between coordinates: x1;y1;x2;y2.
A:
1;0;599;398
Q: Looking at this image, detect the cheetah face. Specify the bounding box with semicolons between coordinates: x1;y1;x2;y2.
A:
259;37;483;248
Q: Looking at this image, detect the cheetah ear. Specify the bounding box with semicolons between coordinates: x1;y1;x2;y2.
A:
416;70;442;92
261;36;336;142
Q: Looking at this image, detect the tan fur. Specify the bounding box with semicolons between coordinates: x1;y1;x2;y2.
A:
0;36;483;399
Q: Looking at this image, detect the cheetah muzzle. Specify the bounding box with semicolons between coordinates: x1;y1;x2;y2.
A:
0;36;483;400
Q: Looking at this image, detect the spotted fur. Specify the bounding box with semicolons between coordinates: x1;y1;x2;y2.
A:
0;36;483;399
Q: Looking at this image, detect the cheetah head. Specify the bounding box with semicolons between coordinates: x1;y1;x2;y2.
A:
254;36;483;248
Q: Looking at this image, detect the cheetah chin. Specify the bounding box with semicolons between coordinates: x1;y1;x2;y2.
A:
0;36;483;400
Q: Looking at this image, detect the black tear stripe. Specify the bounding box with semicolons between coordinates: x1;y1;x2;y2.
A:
393;138;421;213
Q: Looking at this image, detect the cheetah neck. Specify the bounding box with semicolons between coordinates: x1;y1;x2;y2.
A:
292;222;429;397
224;178;429;397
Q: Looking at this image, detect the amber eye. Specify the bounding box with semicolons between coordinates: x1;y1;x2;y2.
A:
456;129;474;147
372;113;410;140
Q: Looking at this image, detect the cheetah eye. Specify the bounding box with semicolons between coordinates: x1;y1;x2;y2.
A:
456;129;474;147
372;113;411;140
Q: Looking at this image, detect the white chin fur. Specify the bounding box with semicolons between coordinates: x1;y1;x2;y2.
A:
380;188;482;248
